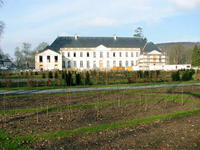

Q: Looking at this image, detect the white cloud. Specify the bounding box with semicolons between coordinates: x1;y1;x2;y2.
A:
170;0;200;9
22;0;177;28
80;17;116;27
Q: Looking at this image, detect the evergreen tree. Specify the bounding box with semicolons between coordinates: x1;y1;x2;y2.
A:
65;71;73;86
85;71;90;85
48;71;53;79
75;72;81;85
192;45;200;67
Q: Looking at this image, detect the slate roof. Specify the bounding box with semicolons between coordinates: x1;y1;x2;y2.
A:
39;36;162;53
142;42;162;53
45;36;146;51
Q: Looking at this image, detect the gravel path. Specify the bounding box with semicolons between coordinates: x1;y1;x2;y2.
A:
0;83;200;96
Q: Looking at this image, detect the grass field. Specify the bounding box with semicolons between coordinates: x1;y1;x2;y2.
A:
1;85;200;149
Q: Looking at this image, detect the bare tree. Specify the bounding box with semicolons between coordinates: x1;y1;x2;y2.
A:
0;0;4;37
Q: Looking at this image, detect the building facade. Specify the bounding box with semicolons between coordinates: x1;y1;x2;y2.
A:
35;35;167;71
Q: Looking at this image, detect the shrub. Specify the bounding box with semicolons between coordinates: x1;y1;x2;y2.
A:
28;79;33;87
85;71;91;85
25;72;29;77
48;71;53;79
144;71;149;78
182;70;194;81
47;79;52;86
137;71;143;78
42;72;46;78
56;79;62;86
35;72;38;75
65;71;73;86
171;71;180;81
62;71;65;79
75;73;81;85
156;70;160;78
6;80;12;88
54;72;58;79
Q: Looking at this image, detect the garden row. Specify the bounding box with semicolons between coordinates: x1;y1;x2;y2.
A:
1;90;200;149
0;69;199;88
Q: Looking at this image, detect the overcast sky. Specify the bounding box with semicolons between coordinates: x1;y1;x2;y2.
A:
0;0;200;56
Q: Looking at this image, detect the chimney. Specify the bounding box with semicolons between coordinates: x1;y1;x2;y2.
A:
113;34;117;40
74;34;78;40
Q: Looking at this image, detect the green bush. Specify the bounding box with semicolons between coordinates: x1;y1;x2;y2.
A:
54;72;58;79
156;70;160;77
171;71;180;81
35;72;38;75
182;70;195;81
137;71;143;78
48;71;53;79
42;72;46;78
62;71;65;79
85;71;91;85
144;71;149;78
75;73;82;85
65;71;73;86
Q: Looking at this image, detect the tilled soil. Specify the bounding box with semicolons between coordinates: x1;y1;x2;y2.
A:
43;113;200;150
0;90;129;110
1;86;200;149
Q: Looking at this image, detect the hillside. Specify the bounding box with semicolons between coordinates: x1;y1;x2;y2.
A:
156;42;200;64
156;42;200;53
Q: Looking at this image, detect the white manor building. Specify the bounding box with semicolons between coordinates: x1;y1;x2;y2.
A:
35;35;168;71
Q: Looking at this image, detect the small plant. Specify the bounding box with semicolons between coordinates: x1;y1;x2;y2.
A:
6;79;12;88
144;71;149;78
62;71;65;79
28;79;33;87
171;71;180;81
137;71;143;79
35;72;38;75
156;70;160;78
42;72;46;78
75;72;81;85
48;71;53;79
85;71;91;85
57;79;62;86
66;71;73;86
55;72;58;79
47;79;52;86
182;70;195;81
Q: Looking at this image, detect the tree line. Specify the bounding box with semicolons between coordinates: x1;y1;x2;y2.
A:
14;42;48;68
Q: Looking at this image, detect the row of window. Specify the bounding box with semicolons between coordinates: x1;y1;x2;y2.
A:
65;51;139;58
39;56;58;63
64;60;136;68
